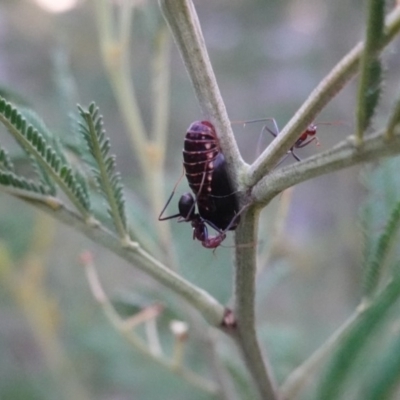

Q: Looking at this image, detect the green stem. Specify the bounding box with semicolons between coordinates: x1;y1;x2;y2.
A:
94;0;149;177
94;0;177;262
247;6;400;187
159;0;246;181
356;0;384;142
252;129;400;207
151;25;171;149
233;205;279;400
84;260;218;395
1;188;226;327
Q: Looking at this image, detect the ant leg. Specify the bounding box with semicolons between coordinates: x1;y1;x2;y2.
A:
158;167;185;221
290;150;302;162
232;118;280;158
201;205;250;249
296;137;319;148
194;221;208;242
204;203;249;236
262;123;300;164
236;117;279;130
226;203;249;231
257;119;280;157
231;117;278;128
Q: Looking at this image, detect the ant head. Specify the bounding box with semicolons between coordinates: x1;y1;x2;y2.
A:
306;123;317;136
178;192;196;220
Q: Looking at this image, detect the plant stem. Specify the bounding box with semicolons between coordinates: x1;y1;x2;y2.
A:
0;188;226;327
233;205;280;400
84;256;218;395
94;0;177;263
159;0;246;180
151;25;171;149
247;5;400;187
355;0;385;142
159;1;279;397
252;129;400;206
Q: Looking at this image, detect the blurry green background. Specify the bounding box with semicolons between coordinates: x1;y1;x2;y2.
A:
0;0;399;399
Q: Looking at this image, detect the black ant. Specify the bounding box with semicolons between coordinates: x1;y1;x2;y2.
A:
159;121;243;249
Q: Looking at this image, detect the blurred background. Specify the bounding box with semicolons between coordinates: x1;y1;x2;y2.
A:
0;0;399;399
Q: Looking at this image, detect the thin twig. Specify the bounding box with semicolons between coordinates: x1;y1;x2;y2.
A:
0;188;226;327
83;254;218;395
159;0;246;181
160;1;279;398
247;6;400;186
94;0;149;175
252;128;400;207
94;0;177;264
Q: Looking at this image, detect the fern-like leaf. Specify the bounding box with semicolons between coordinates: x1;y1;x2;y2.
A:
360;156;400;276
314;270;400;400
0;96;91;217
0;146;14;171
77;103;128;240
356;0;385;139
0;168;50;195
386;94;400;139
362;199;400;297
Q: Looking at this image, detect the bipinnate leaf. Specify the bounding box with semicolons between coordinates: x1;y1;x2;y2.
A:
0;96;91;216
0;169;49;195
362;199;400;298
77;103;128;239
0;146;14;172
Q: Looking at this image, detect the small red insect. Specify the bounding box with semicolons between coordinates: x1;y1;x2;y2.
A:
288;122;320;161
241;118;321;162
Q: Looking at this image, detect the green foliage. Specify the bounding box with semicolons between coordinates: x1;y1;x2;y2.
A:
362;198;400;297
356;0;385;136
0;169;49;195
314;271;400;400
311;157;400;400
1;2;400;400
0;146;14;171
360;157;400;293
0;96;91;215
357;60;382;132
386;94;400;137
77;103;128;237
